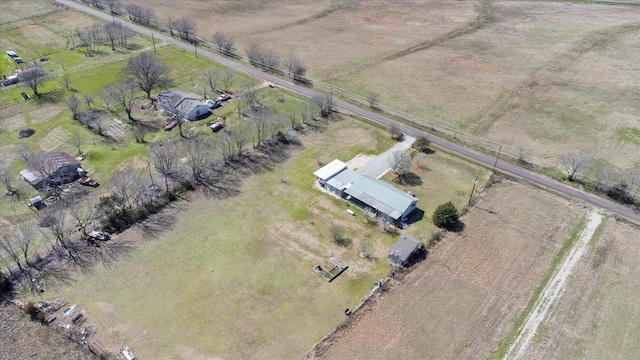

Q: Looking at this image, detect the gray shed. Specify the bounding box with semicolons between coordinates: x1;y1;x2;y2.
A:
388;234;420;267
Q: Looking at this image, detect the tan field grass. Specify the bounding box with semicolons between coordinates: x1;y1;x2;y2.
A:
524;219;640;359
315;179;587;359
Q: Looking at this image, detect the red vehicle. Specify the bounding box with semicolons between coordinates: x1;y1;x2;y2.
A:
163;120;178;131
78;177;99;187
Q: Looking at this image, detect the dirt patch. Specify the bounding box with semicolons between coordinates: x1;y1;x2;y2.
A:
311;179;585;359
346;154;374;172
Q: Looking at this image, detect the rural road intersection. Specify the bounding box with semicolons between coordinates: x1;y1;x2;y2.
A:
57;0;640;225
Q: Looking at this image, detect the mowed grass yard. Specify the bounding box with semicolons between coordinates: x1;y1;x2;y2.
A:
525;218;640;359
39;115;489;359
316;179;588;359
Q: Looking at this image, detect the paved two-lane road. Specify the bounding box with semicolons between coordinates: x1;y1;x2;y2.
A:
58;0;640;225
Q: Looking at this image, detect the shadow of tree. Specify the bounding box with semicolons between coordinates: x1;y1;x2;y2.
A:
395;172;423;186
36;88;66;104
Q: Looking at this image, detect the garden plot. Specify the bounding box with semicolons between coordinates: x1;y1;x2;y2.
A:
38;126;72;152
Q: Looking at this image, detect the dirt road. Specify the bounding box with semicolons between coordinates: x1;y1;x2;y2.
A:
504;210;604;359
57;0;640;225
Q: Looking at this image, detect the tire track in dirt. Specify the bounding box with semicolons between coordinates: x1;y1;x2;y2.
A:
381;0;492;62
468;22;640;136
503;209;604;360
326;1;492;81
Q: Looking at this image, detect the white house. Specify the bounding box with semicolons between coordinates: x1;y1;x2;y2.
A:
157;89;209;121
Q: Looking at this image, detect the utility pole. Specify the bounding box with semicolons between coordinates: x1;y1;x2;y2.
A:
329;86;333;111
151;33;157;55
492;144;502;174
468;175;479;205
194;43;198;58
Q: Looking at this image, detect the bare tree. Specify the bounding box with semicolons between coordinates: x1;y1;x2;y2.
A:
70;129;85;156
183;135;214;184
125;52;170;100
104;21;128;50
202;69;219;98
15;143;36;165
111;168;138;209
312;93;332;118
387;124;403;140
124;3;156;26
561;152;594;182
0;166;24;198
166;16;177;36
61;74;74;91
230;122;249;157
287;109;299;130
64;94;81;120
299;101;311;125
174;16;197;42
212;32;235;55
221;70;234;93
250;109;272;148
246;43;280;73
367;92;380;110
242;84;260;110
284;53;307;83
103;0;120;13
150;141;179;191
593;162;617;192
84;94;94;110
285;53;301;78
0;231;28;277
18;63;48;97
388;151;411;176
105;79;138;121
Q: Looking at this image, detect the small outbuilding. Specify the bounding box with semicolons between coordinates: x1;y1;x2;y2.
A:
20;152;83;190
28;195;45;210
388;234;421;267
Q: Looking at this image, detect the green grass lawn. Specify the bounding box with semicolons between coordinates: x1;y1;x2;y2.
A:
39;117;401;359
381;148;492;242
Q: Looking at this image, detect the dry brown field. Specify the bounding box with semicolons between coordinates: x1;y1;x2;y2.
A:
146;0;640;169
310;178;588;359
524;218;640;359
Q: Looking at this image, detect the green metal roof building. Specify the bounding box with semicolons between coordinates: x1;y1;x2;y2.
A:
344;175;418;222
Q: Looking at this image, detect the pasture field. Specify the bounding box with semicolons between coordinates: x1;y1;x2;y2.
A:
524;219;640;359
313;179;588;359
140;0;640;169
37;115;488;359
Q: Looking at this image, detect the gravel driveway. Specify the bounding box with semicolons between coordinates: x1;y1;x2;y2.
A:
357;135;415;178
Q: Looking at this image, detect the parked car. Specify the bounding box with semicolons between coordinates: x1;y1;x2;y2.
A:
1;76;19;86
205;99;221;109
210;122;224;132
216;94;231;102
